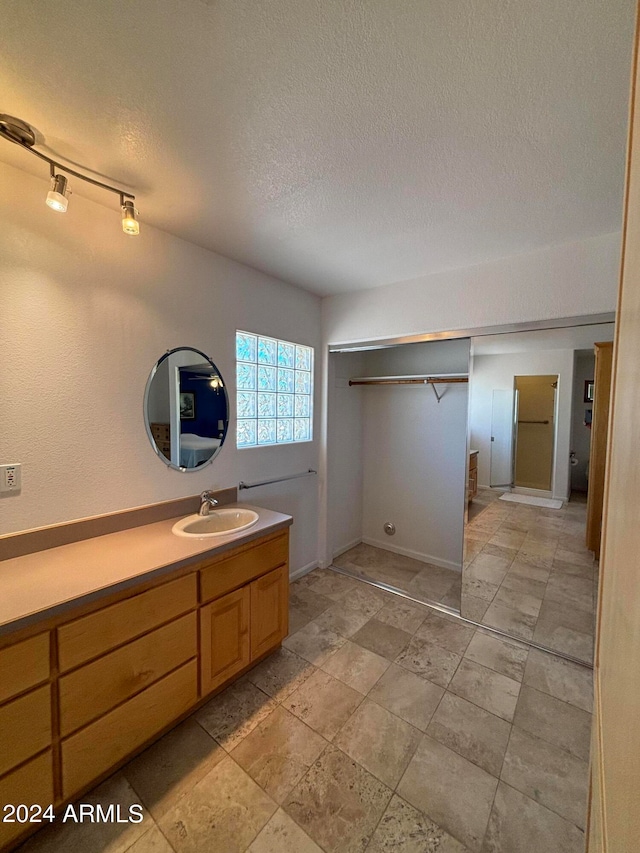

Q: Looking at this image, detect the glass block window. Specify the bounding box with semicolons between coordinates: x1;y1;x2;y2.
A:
236;331;313;447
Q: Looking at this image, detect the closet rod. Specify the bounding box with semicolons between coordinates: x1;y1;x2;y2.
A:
348;377;468;386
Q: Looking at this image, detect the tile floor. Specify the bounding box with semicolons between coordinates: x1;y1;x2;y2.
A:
333;544;462;610
462;491;597;663
19;568;592;853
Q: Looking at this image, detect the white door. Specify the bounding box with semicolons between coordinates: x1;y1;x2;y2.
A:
490;389;515;488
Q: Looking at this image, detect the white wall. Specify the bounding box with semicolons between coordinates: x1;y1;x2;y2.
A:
0;161;321;574
468;350;575;500
571;351;595;492
322;232;620;346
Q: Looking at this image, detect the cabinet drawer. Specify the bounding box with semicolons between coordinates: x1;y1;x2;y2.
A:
200;533;288;603
58;574;197;672
59;612;197;737
0;685;51;777
0;633;50;705
0;751;54;850
62;659;198;799
251;565;289;660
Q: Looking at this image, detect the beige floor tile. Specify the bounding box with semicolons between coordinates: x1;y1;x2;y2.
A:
482;543;519;562
367;794;469;852
308;569;361;600
482;782;585;853
396;636;461;687
460;595;490;622
554;548;594;568
506;559;551;583
158;756;276;853
232;706;327;804
498;571;546;599
398;736;498;852
492;586;542;619
321;640;390;694
416;612;475;655
513;686;591;761
283;745;392;853
449;659;520;722
352;618;412;660
247;808;323;852
17;774;149;853
463;632;528;681
489;530;526;550
245;647;316;702
289;585;334;621
375;598;427;634
124;826;173;853
523;649;592;712
501;728;589;828
312;602;373;638
334;699;421;788
368;663;444;731
283;620;347;665
338;581;388;619
283;669;363;740
195;679;276;751
513;550;554;571
481;601;535;641
124;718;225;820
396;636;462;688
427;692;511;777
289;605;312;635
465;554;511;586
462;576;500;602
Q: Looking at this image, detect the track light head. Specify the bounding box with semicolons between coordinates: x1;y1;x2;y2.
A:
121;199;140;236
46;174;69;213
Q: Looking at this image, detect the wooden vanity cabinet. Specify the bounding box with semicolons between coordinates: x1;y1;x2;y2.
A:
199;531;290;695
0;526;289;850
0;634;53;850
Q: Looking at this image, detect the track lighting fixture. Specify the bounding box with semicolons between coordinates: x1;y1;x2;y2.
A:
46;172;69;213
0;113;140;235
121;198;139;236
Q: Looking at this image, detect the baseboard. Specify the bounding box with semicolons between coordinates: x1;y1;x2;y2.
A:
332;537;363;560
361;537;462;573
289;561;318;581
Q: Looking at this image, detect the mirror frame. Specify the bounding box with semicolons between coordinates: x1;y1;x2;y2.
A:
143;346;230;473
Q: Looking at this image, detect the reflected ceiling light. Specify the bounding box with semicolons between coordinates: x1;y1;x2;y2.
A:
209;376;223;390
46;173;69;213
0;113;140;235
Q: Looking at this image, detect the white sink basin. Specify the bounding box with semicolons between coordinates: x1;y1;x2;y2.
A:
172;508;259;538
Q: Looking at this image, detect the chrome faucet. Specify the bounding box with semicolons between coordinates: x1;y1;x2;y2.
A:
198;490;219;516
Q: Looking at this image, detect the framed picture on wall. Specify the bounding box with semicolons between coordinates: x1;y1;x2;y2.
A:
584;380;595;403
180;392;196;420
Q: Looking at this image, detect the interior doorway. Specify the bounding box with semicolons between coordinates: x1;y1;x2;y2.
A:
513;374;558;492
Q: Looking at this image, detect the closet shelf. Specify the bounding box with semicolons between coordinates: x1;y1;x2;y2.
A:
348;373;468;386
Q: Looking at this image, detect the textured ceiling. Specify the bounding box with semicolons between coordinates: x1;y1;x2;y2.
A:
0;0;635;295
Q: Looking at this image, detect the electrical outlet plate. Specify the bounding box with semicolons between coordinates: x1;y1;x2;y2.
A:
0;463;21;493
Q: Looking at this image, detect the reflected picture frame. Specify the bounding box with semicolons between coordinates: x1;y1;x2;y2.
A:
584;380;595;403
180;392;196;420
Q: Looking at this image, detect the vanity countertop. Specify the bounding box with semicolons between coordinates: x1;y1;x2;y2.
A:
0;503;292;637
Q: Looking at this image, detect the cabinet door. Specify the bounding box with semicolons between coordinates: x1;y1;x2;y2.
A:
250;566;289;660
200;587;250;695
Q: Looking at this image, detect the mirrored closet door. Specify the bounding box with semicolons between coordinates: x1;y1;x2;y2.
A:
462;321;615;664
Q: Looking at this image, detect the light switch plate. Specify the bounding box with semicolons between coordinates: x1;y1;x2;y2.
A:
0;464;21;493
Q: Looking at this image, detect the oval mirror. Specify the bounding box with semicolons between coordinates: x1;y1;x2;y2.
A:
144;347;229;471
